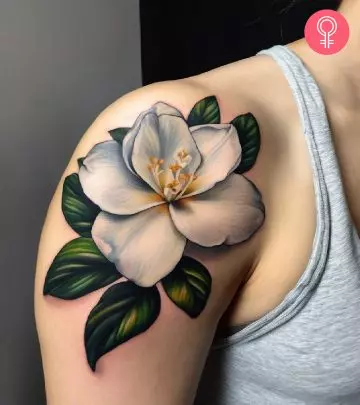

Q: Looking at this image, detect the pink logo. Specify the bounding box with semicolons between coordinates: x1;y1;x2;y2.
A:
304;9;349;55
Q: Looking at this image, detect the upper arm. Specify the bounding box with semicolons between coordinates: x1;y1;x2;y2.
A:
35;78;265;405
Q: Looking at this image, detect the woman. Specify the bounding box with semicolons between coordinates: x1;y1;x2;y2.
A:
35;0;360;403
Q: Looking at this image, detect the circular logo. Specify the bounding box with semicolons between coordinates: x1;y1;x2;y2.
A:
304;9;350;55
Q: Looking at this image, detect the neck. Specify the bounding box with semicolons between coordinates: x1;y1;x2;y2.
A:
288;0;360;111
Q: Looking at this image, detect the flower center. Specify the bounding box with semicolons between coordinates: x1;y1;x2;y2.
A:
147;149;197;201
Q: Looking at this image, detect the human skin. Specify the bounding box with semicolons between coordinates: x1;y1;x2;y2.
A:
35;1;360;403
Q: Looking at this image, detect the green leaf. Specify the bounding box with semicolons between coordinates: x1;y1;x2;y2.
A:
43;237;121;300
187;96;220;126
109;127;130;145
162;256;211;318
62;173;100;237
85;282;161;371
231;112;261;174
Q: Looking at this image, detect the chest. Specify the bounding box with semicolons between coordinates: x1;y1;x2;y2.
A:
198;265;360;403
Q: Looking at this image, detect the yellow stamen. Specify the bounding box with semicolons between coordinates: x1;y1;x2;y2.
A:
169;163;182;172
147;150;197;201
179;173;191;182
166;180;180;189
177;149;188;160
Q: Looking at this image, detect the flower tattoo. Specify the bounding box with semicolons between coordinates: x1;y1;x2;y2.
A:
43;96;265;371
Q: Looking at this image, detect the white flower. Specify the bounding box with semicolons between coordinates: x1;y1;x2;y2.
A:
79;102;264;287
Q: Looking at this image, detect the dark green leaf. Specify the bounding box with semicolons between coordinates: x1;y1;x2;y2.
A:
162;256;211;318
85;282;161;371
187;96;220;126
109;127;130;145
43;237;121;300
62;173;100;237
231;112;261;174
77;157;85;169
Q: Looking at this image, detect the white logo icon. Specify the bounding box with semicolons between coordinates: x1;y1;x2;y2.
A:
317;16;338;48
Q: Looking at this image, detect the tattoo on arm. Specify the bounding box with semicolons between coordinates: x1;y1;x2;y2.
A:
43;95;265;371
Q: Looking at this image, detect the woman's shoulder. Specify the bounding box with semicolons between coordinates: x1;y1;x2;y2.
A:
61;53;315;327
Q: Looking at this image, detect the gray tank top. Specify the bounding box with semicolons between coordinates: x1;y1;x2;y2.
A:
195;45;360;404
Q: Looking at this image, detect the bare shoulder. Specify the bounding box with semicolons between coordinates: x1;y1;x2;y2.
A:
95;53;291;132
35;68;269;404
86;52;295;150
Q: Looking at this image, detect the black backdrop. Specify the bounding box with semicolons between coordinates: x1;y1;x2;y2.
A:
140;0;340;85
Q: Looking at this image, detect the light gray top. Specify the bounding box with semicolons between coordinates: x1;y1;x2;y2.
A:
195;44;360;405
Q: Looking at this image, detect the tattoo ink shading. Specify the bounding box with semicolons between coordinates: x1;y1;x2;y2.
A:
43;95;264;371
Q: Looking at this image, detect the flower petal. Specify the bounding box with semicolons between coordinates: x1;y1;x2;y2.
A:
169;174;265;247
92;206;186;287
79;141;164;215
131;113;202;193
181;124;241;197
122;102;185;174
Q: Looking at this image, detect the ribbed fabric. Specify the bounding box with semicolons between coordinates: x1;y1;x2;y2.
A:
195;45;360;405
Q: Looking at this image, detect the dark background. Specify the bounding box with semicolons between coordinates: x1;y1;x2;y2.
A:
140;0;341;84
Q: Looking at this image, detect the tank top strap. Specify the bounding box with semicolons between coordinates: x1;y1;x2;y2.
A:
257;44;357;244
